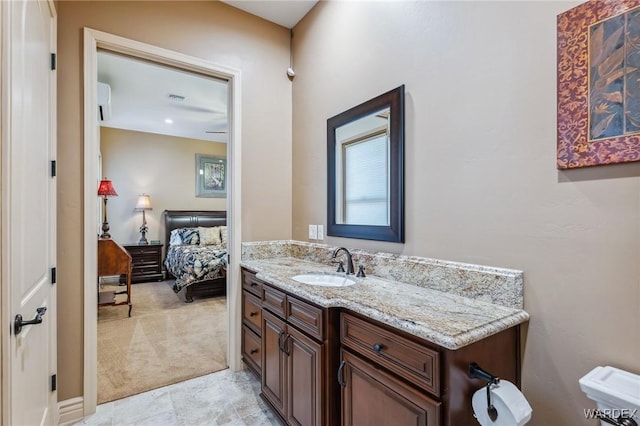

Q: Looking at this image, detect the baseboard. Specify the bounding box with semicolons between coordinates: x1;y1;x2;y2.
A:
58;397;84;425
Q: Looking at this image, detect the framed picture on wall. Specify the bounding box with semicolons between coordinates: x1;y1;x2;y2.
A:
557;1;640;168
195;154;227;198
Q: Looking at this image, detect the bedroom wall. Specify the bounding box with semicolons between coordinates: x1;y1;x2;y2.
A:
292;2;640;425
100;127;226;246
57;1;292;401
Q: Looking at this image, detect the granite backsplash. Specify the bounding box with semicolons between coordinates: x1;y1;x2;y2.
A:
241;240;524;310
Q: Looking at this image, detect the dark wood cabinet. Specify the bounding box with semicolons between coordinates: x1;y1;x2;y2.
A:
242;289;263;376
262;308;324;426
340;349;440;426
241;268;330;426
123;243;164;283
340;311;520;426
341;312;439;396
262;310;288;417
241;324;262;376
242;269;264;296
242;269;264;377
287;325;323;426
243;291;262;333
340;312;441;425
240;267;521;426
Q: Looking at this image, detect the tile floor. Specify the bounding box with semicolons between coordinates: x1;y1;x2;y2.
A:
70;369;280;426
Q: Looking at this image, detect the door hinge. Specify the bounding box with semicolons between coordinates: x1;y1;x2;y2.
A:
51;160;56;177
51;374;57;392
50;53;56;71
51;267;56;285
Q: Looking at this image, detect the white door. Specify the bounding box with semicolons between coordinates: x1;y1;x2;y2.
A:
1;0;57;425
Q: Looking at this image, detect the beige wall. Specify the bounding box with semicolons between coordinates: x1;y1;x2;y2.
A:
100;127;226;245
58;1;292;400
292;2;640;425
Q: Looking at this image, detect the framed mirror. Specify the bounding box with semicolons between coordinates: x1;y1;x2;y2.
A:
327;85;405;242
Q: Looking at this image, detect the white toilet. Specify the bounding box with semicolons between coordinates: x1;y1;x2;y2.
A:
579;366;640;426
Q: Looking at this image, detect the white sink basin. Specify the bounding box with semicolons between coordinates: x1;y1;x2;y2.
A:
291;273;356;287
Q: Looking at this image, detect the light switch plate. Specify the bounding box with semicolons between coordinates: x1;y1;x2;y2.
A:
308;224;318;240
317;225;324;240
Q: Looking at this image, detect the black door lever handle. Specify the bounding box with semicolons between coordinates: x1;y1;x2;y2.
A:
14;307;47;336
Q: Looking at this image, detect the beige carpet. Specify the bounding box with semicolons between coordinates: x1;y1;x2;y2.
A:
97;280;227;404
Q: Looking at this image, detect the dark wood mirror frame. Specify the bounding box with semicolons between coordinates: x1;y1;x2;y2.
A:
327;85;405;242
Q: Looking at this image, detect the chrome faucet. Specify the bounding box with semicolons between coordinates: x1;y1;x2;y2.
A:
332;247;355;275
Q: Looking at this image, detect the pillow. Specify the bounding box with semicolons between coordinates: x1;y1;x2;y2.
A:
171;227;200;245
220;225;227;246
169;229;183;246
199;226;222;246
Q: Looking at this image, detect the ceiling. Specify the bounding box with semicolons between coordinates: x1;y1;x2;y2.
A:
97;51;229;143
221;0;318;28
96;3;317;143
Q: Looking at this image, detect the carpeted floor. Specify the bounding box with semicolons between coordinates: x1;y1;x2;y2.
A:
97;280;227;404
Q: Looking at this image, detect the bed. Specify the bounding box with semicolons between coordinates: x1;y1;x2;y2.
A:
163;210;227;303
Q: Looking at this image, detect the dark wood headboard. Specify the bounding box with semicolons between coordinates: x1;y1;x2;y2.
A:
163;210;227;256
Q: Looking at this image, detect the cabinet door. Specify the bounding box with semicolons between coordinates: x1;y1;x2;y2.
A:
262;310;288;417
286;326;323;426
241;324;262;377
341;350;441;426
242;290;262;334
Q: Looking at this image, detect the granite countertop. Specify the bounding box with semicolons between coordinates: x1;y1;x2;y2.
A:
240;257;529;350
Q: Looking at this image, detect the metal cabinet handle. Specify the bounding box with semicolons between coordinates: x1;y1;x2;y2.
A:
278;331;285;352
337;360;347;388
250;349;259;355
249;311;258;317
14;307;47;336
373;343;383;353
283;334;291;356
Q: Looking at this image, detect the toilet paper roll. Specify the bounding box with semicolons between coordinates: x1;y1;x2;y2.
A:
472;380;532;426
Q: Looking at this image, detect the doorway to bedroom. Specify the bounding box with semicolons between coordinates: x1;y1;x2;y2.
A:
95;49;231;404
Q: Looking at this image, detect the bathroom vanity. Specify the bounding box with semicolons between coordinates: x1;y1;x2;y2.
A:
240;241;529;426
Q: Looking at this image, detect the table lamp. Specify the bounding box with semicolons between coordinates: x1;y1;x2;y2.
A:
135;194;152;244
97;179;118;239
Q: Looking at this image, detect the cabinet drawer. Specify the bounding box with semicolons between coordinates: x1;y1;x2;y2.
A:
262;285;286;318
243;291;262;334
341;313;440;396
242;325;262;376
126;246;161;256
131;255;160;267
287;295;324;341
242;269;263;297
132;265;161;274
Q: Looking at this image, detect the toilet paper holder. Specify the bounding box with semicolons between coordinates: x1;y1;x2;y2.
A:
469;362;500;385
469;363;501;421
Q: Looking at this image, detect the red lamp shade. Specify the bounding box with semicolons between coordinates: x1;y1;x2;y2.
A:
97;179;118;197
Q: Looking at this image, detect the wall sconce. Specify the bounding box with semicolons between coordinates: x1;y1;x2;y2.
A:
97;179;118;239
135;194;152;245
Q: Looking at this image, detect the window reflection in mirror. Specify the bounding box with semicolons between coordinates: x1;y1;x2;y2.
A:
327;85;404;243
335;108;390;226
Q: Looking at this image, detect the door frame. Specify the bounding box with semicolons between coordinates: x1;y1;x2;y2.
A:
82;28;243;415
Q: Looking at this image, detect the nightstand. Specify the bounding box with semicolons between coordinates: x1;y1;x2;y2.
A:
123;243;164;283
